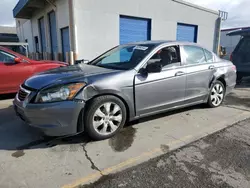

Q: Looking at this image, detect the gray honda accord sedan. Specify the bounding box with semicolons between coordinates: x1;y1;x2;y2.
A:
14;41;237;140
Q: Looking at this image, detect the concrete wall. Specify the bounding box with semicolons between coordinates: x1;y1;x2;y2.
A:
220;31;241;60
73;0;219;60
16;0;69;55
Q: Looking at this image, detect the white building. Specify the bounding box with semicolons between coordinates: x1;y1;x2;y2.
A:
14;0;220;62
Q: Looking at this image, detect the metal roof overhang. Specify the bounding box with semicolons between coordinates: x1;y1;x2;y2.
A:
227;28;250;36
13;0;46;19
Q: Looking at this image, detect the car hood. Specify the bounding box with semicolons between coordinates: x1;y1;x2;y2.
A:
35;60;68;65
24;64;119;90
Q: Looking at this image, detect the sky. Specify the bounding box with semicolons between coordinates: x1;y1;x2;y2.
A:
0;0;249;29
187;0;250;29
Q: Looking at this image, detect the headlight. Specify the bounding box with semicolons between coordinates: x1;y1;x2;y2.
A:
36;83;86;103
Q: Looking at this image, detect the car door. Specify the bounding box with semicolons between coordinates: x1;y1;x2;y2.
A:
181;45;215;104
134;45;186;116
0;50;33;93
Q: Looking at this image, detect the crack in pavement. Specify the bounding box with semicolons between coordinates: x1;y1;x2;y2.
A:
82;143;104;176
166;134;187;144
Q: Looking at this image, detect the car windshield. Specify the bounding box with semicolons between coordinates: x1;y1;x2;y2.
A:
89;44;156;70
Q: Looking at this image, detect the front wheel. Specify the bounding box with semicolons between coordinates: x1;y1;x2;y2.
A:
84;96;127;140
207;80;225;108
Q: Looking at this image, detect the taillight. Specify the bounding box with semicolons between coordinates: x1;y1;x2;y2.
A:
230;53;233;61
232;65;237;72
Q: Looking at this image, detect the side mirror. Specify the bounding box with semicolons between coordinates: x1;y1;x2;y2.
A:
14;57;22;64
146;63;162;73
75;59;89;64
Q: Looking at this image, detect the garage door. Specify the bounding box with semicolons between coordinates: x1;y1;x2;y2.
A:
61;27;70;62
48;11;58;59
177;23;198;43
38;17;46;53
120;16;151;45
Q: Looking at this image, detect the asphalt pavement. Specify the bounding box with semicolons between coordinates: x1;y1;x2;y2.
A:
80;118;250;188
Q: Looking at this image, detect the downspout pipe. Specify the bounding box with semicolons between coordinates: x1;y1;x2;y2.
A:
68;0;77;64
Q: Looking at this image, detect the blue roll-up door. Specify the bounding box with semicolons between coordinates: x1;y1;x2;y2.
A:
61;27;70;61
48;11;58;59
38;17;46;53
120;16;151;45
177;23;198;43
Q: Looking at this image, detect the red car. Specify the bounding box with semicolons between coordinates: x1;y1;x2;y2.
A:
0;46;67;94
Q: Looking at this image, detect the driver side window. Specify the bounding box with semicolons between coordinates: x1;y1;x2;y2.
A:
0;51;15;63
148;45;181;69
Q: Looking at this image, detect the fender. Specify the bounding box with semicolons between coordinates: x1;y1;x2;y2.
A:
75;85;136;120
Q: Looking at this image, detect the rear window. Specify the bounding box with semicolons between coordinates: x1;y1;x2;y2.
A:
233;37;250;63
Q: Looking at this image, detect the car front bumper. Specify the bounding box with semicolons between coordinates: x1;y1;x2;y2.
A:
13;95;85;136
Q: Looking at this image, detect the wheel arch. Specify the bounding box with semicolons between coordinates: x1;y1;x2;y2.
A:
217;75;227;89
77;93;133;132
210;74;227;89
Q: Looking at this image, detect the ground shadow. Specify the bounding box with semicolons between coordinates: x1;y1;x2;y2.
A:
224;77;250;109
0;93;16;100
224;94;250;108
235;77;250;89
0;102;203;152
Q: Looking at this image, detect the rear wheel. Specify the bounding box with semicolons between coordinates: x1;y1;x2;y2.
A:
84;95;127;140
207;80;225;108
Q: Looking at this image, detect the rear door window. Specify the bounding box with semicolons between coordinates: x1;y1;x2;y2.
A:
204;49;214;63
182;45;206;65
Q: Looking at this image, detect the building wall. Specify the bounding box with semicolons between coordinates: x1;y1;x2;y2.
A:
73;0;219;60
220;30;241;60
16;0;69;55
0;26;17;34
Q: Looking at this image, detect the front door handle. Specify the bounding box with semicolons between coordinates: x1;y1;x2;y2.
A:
175;71;185;76
209;65;215;70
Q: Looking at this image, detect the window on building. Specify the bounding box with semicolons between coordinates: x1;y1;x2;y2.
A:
149;46;181;68
182;45;206;65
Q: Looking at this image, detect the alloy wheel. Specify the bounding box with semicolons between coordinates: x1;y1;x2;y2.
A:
210;84;224;107
92;102;123;136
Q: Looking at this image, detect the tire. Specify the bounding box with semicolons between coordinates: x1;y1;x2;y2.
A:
84;95;127;140
207;80;225;108
236;74;243;85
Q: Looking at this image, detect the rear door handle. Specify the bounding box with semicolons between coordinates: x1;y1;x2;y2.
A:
175;71;185;76
209;65;215;70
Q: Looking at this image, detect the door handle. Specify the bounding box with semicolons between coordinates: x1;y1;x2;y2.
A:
209;65;215;70
175;71;185;76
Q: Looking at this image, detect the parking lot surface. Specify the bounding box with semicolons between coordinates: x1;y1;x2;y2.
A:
0;84;250;188
81;118;250;188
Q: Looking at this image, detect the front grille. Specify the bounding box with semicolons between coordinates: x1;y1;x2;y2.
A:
18;87;30;101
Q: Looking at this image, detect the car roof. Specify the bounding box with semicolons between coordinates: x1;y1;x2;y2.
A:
123;40;202;47
227;28;250;36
